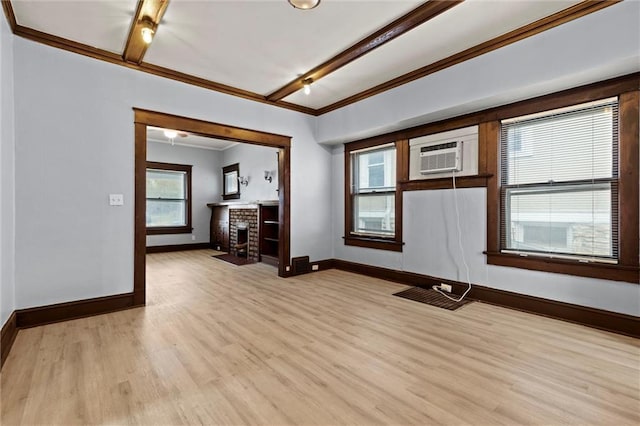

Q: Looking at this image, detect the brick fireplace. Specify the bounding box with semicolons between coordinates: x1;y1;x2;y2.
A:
229;207;259;262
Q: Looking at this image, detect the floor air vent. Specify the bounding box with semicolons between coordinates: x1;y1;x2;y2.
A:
393;287;472;311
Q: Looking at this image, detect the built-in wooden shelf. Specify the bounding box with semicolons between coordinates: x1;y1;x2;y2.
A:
259;204;280;266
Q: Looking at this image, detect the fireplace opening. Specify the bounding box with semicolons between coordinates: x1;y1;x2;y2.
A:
236;226;248;258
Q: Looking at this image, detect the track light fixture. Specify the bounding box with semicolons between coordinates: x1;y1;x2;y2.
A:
288;0;321;10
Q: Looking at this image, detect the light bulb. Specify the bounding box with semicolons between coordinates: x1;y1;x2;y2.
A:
164;129;178;139
140;18;155;44
302;78;313;95
288;0;321;10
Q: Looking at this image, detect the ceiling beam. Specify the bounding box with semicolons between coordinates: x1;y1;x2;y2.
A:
266;0;463;102
122;0;170;64
316;0;621;115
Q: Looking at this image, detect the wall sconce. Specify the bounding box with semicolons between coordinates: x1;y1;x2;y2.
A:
238;176;249;187
264;170;274;183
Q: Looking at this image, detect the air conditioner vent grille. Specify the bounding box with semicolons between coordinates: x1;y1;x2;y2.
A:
420;141;462;174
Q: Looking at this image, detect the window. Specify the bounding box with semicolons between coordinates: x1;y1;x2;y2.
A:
344;141;404;251
500;98;618;262
146;161;192;235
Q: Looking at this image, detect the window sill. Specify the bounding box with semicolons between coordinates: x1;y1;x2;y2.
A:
485;251;638;283
344;236;404;252
399;174;492;191
147;226;192;235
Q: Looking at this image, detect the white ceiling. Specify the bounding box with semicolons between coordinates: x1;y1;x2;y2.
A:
282;0;582;108
9;0;594;112
145;0;423;95
12;0;136;54
147;126;237;150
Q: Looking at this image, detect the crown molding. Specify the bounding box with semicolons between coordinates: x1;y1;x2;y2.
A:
2;0;622;117
9;22;317;115
316;0;621;115
266;0;463;102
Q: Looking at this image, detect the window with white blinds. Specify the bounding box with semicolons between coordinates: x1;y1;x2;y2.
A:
351;145;396;237
500;97;618;261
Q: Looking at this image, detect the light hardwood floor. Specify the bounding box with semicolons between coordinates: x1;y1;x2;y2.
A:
1;249;639;425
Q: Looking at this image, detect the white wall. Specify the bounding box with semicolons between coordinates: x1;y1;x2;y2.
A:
221;143;279;203
13;38;332;309
0;13;15;327
327;2;640;316
317;2;640;144
145;141;222;247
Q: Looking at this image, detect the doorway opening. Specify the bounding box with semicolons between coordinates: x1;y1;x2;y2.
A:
133;108;291;306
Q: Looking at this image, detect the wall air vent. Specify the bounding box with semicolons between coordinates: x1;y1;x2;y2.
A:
420;141;462;174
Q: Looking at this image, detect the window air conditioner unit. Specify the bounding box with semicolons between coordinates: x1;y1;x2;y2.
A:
420;141;462;174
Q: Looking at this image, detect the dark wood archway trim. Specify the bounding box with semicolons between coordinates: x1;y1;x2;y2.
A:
134;109;292;306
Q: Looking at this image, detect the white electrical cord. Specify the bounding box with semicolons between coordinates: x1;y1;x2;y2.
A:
433;169;472;302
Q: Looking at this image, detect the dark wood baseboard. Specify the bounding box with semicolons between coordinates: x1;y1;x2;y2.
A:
314;259;336;272
16;293;139;329
288;258;335;276
146;242;212;253
332;259;640;338
1;311;18;369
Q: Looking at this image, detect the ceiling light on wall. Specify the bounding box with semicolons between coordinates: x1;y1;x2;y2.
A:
140;17;155;44
288;0;321;10
163;129;178;139
302;78;313;95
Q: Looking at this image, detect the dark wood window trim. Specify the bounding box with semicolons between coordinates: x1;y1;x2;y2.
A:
342;75;638;282
486;89;639;284
222;163;240;200
146;161;193;235
399;174;492;191
344;139;405;252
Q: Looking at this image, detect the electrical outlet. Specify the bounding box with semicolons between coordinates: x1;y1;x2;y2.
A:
285;266;290;272
311;264;319;271
440;283;452;293
192;235;196;241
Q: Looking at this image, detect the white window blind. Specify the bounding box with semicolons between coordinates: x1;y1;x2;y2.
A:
351;146;396;237
500;98;618;260
146;169;188;227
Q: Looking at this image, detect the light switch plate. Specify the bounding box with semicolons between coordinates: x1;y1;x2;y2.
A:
109;194;124;206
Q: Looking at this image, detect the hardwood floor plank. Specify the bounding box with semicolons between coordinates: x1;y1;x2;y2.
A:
1;249;638;425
